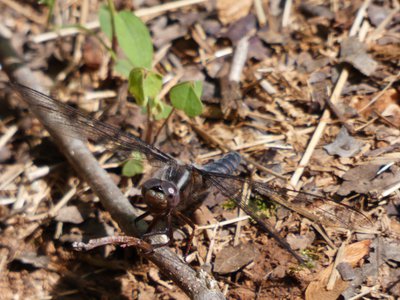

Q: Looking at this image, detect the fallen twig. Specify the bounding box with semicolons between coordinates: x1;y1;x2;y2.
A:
73;236;154;252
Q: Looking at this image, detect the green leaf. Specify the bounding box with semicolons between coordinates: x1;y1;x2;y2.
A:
169;81;203;117
38;0;55;6
114;11;153;68
128;68;162;106
99;5;113;41
153;101;172;120
122;152;144;177
114;59;133;78
39;0;55;24
222;199;236;210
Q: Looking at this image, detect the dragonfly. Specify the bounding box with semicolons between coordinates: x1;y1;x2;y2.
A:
11;83;371;264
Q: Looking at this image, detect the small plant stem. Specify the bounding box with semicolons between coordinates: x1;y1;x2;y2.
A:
152;108;175;145
145;101;154;144
107;0;118;79
45;0;55;28
74;25;117;60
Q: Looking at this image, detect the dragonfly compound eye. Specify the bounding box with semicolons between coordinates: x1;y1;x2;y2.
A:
143;189;168;213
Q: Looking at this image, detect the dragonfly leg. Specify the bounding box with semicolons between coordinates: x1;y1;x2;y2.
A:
167;212;174;245
174;211;196;257
135;211;151;226
142;229;169;238
142;214;173;248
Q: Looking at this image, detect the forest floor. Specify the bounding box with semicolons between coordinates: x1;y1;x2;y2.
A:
0;0;399;299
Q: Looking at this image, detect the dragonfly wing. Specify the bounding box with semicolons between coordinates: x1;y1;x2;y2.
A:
194;168;306;262
198;170;370;230
195;169;371;260
11;83;176;166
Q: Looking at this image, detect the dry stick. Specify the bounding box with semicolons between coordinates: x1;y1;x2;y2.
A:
366;4;400;43
326;242;346;290
354;117;378;132
84;90;117;101
56;0;89;82
192;23;213;55
27;185;74;222
348;285;379;300
73;236;154;253
290;0;372;188
311;223;336;249
0;125;18;148
152;43;172;68
1;0;46;25
373;110;399;129
233;179;250;247
254;72;277;95
324;93;354;134
0;35;225;300
197;215;250;230
0;163;30;190
0;248;8;275
205;225;219;265
229;34;253;244
254;0;267;26
358;71;400;114
282;0;293;28
31;0;207;43
214;47;233;59
229;34;251;83
381;181;400;199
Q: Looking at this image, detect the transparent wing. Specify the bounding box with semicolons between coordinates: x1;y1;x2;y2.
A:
204;170;370;228
11;83;176;167
195;168;372;237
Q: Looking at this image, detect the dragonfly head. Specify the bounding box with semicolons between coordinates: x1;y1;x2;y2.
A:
142;178;180;214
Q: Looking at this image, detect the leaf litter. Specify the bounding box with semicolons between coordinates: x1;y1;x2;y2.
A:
0;0;399;299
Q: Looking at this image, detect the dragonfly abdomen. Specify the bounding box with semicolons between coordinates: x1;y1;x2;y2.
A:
202;152;241;175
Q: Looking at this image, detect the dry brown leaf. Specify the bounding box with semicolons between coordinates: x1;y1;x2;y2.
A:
216;0;253;25
323;127;364;158
55;205;85;224
305;240;371;300
287;232;316;250
352;88;400;122
337;164;400;196
223;14;256;44
390;219;400;235
214;243;259;274
370;44;400;61
82;37;104;70
339;37;378;76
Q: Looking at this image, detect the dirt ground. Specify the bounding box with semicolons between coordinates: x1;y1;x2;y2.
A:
0;0;399;299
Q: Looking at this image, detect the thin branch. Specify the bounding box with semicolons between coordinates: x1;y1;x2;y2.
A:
282;0;293;28
254;0;267;26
